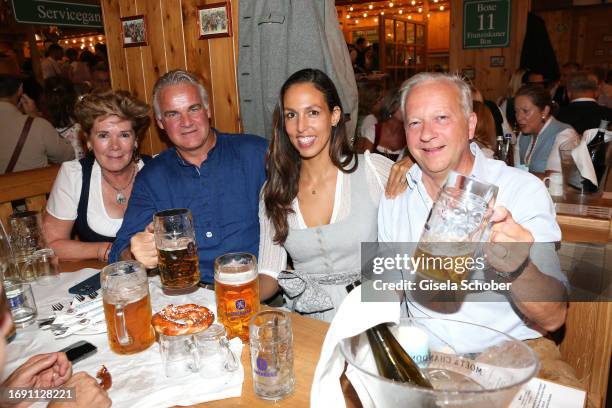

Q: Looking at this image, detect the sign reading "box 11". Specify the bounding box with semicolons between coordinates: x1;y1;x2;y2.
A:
463;0;511;49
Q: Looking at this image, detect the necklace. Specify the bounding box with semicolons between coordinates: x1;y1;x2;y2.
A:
101;164;136;204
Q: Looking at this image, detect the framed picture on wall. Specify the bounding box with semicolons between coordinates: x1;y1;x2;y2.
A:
198;2;232;39
121;15;147;47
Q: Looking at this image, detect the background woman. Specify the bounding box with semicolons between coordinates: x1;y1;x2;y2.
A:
258;68;406;321
514;85;578;176
355;87;408;162
42;76;85;160
43;91;150;262
472;100;497;158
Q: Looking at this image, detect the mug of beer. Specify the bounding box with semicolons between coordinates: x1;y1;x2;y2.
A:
214;253;260;342
416;171;498;283
154;208;200;294
101;261;155;354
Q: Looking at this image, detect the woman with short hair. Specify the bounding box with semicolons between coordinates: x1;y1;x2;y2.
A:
43;91;150;262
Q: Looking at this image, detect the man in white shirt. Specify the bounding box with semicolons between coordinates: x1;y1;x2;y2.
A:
378;72;568;347
41;44;64;79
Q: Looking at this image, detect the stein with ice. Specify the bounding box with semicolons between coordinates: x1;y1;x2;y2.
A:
214;252;259;342
416;171;498;283
102;261;155;354
154;208;200;293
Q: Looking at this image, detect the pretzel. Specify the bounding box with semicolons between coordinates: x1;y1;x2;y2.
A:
151;304;214;336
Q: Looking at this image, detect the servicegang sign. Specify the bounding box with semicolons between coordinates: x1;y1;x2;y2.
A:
463;0;510;49
11;0;103;28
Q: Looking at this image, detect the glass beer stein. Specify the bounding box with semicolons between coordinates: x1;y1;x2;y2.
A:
416;171;498;283
154;209;200;294
8;211;45;282
214;253;260;342
101;261;155;354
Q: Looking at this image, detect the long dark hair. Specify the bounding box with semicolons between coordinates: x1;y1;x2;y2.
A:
263;68;357;244
43;76;77;128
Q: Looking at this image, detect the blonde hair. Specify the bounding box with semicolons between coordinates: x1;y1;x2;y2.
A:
74;90;150;138
507;68;527;98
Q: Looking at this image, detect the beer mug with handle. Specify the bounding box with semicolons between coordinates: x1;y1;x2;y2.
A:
101;261;155;354
154;208;200;293
416;171;499;283
215;252;260;342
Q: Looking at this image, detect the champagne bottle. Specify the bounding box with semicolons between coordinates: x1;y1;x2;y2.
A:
503;133;514;167
584;120;609;192
495;135;504;161
366;323;433;388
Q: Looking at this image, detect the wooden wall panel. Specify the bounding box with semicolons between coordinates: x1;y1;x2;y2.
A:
537;5;612;70
100;0;241;155
427;11;450;53
101;0;129;91
161;0;187;71
182;0;215;122
449;0;531;101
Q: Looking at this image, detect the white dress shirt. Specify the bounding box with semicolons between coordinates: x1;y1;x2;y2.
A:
378;143;567;349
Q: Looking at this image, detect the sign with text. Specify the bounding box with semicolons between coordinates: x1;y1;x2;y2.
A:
463;0;510;49
11;0;103;28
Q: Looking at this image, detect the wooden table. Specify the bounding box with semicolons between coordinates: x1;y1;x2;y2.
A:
59;261;329;407
553;192;612;243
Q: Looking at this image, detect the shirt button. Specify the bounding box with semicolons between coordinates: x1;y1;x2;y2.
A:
206;232;213;238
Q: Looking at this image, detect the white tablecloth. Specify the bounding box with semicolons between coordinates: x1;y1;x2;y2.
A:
2;268;244;407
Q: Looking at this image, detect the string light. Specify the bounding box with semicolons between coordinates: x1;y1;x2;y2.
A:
439;5;444;10
411;0;416;4
349;6;353;11
369;4;373;9
355;19;359;23
408;15;412;19
381;11;384;15
346;14;350;18
374;17;378;22
418;7;422;12
389;2;393;7
363;12;367;17
398;9;403;14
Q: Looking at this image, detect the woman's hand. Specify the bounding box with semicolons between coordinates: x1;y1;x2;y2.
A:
2;353;72;407
130;222;158;269
384;156;413;198
48;372;111;408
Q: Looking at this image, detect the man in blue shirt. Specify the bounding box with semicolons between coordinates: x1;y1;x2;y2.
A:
108;69;267;283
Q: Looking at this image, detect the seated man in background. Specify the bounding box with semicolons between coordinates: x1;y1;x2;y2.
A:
378;73;568;346
109;69;268;284
0;74;74;174
556;71;612;135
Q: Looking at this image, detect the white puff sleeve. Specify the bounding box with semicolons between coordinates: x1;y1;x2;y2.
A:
46;160;83;221
257;194;288;280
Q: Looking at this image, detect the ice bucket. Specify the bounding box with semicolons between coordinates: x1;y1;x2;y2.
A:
339;318;539;407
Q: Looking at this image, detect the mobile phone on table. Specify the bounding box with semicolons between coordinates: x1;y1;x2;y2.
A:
60;340;98;364
68;272;101;295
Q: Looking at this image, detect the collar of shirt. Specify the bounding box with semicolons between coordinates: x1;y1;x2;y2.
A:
405;142;485;193
172;129;219;170
0;100;20;114
570;97;597;103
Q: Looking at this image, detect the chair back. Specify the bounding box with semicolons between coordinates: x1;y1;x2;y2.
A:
0;165;60;229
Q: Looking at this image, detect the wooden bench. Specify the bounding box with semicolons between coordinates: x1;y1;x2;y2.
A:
0;165;60;228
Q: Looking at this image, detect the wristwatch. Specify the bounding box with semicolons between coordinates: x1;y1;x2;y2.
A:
495;256;530;281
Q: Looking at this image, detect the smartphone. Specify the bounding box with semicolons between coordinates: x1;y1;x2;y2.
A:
60;340;98;364
68;272;101;295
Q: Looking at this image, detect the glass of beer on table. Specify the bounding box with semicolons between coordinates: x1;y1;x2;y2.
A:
101;261;155;354
153;208;200;294
416;171;498;283
214;252;259;342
